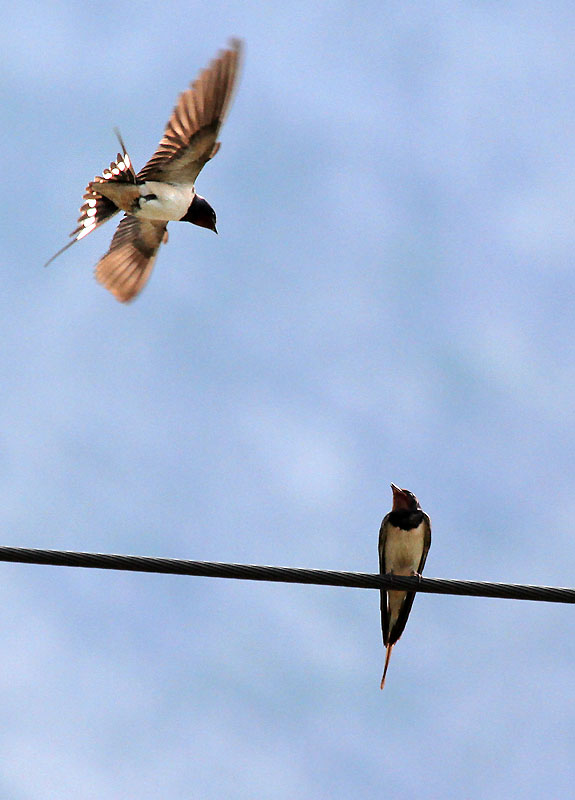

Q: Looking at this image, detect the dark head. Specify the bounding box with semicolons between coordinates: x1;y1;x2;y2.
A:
181;194;217;233
390;483;421;512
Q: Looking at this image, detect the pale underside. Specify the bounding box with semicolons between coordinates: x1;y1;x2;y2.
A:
93;180;196;221
383;521;428;629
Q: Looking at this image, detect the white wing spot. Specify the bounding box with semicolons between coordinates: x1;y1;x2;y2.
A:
77;223;95;239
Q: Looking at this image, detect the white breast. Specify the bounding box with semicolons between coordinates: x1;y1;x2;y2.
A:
384;521;426;575
384;521;427;630
135;182;196;221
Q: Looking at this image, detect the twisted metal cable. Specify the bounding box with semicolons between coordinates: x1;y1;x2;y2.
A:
0;545;573;603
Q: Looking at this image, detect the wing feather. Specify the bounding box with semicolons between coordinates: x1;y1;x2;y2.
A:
136;39;242;184
94;215;167;302
378;512;392;645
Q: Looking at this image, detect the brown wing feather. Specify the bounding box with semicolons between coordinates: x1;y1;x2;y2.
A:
136;39;242;185
94;215;167;303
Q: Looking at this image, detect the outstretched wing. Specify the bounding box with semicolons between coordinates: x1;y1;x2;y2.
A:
94;215;168;303
45;133;136;267
136;39;242;185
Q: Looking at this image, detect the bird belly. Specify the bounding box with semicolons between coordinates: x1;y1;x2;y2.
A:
384;523;426;576
134;182;195;221
384;522;427;630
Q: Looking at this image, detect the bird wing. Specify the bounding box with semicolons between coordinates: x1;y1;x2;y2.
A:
386;591;416;647
418;512;432;574
378;513;392;645
45;133;136;267
136;39;242;185
94;214;168;302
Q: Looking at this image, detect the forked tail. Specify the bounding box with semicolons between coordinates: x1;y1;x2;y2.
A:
45;130;136;267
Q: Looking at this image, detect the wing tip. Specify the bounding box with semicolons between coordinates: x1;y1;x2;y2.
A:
228;36;243;52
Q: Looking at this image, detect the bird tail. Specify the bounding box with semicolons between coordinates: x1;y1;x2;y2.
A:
44;132;137;267
90;129;137;198
380;643;394;690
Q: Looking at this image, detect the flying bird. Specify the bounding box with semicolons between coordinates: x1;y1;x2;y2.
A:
46;39;243;302
379;484;431;689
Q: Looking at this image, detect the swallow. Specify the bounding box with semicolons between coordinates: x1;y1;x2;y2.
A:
46;38;242;302
378;484;431;689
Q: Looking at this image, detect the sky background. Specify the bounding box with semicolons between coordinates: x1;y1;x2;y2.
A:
2;1;575;797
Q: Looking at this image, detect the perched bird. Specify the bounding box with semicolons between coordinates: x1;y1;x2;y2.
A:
378;484;431;690
46;39;243;302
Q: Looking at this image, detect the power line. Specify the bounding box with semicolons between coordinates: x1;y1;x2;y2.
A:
0;544;573;604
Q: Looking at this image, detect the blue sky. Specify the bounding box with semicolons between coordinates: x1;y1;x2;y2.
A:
2;1;575;797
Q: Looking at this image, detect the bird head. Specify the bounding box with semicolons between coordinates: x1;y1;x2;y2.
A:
390;484;421;512
181;194;218;233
